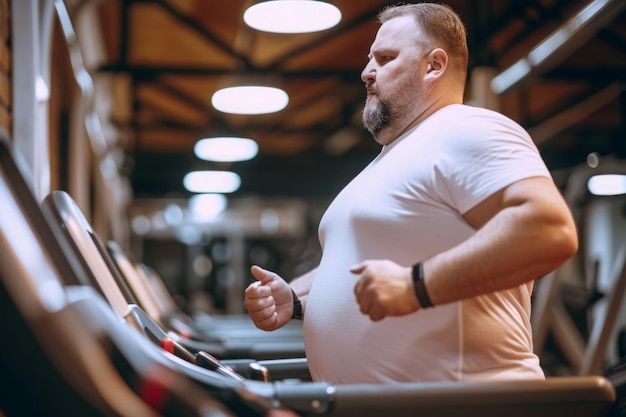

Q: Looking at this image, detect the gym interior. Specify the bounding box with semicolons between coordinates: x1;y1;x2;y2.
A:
1;1;626;416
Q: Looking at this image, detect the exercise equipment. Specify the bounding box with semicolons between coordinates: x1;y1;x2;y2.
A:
105;238;304;341
41;189;306;360
1;131;619;417
532;162;626;375
0;130;234;417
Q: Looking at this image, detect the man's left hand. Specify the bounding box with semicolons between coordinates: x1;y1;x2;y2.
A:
351;260;420;321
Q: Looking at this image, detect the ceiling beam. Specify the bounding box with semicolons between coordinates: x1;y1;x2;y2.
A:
148;0;250;68
493;0;572;63
264;4;383;70
528;82;623;144
492;0;626;94
97;64;361;79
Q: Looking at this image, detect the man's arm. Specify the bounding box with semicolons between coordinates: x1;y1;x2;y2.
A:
288;267;317;315
352;176;577;320
424;175;577;305
245;266;318;330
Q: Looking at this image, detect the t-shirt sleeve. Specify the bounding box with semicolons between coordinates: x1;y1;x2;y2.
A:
434;110;552;215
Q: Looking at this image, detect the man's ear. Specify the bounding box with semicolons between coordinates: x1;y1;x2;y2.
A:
425;48;448;77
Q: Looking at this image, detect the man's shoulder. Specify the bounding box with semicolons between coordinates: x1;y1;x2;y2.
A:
441;104;526;135
453;104;514;121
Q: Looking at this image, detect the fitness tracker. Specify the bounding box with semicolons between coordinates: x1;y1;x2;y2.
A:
412;262;434;308
290;288;303;319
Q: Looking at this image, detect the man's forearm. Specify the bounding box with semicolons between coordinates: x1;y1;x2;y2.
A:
424;177;577;305
289;267;317;314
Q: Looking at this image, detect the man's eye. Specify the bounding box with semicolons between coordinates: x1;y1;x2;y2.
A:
380;56;392;63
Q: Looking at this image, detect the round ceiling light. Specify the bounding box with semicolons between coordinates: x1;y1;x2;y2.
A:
189;193;228;221
183;171;241;193
211;86;288;115
244;0;342;34
194;137;259;162
587;174;626;196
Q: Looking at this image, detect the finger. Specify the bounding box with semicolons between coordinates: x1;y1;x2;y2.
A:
353;277;368;305
353;278;361;299
255;310;279;329
353;274;371;301
369;308;386;322
251;265;277;285
364;296;386;321
250;302;277;322
356;288;372;316
244;287;273;307
349;262;366;274
245;282;272;299
245;296;275;314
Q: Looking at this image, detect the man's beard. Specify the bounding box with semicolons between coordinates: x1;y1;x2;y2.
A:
362;95;393;136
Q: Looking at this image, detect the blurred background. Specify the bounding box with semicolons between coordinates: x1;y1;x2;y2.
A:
3;0;626;375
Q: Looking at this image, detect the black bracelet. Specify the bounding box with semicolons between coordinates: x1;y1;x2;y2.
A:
412;262;434;308
290;289;303;319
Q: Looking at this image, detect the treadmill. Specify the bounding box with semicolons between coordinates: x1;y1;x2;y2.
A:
105;238;304;342
2;133;620;417
41;189;306;361
135;261;303;336
0;131;235;417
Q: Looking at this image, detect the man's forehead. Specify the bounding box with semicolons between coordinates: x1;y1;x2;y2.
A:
370;16;421;51
378;15;418;36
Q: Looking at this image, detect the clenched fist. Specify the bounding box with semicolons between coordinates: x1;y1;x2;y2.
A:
244;265;294;331
351;259;420;321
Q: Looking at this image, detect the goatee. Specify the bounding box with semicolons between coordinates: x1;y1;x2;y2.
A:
362;96;392;135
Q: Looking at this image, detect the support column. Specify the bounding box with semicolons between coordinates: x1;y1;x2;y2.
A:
11;0;53;200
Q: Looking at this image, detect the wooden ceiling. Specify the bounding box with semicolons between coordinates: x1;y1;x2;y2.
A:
88;0;626;202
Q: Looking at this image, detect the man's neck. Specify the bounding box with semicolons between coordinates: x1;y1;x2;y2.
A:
377;96;463;146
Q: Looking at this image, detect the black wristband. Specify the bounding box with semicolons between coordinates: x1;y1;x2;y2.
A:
290;289;303;319
412;262;434;308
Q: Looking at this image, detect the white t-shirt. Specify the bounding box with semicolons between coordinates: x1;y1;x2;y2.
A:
304;104;549;384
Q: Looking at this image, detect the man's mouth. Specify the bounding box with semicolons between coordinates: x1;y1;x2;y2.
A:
365;91;379;104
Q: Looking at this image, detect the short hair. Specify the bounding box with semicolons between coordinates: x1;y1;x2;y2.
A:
378;2;469;78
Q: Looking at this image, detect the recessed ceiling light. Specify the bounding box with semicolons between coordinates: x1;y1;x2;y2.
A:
244;0;342;34
189;193;228;221
211;86;289;115
194;137;259;162
587;174;626;196
183;171;241;193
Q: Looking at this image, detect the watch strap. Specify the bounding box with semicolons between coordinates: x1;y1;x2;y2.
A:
290;289;303;319
412;262;434;309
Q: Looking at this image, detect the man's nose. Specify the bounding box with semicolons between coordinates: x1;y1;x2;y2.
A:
361;61;375;83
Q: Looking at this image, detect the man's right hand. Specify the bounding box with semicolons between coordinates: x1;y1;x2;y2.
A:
244;265;295;331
